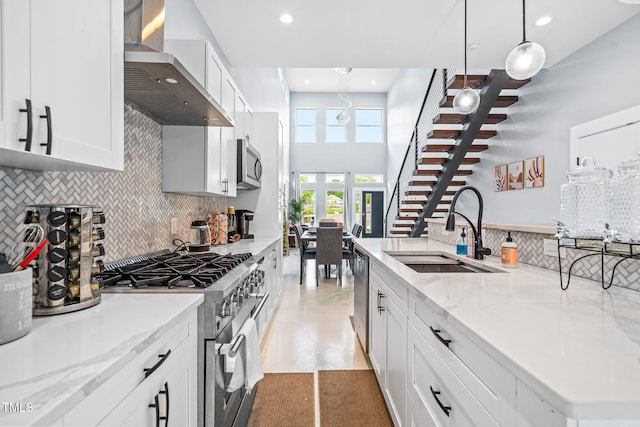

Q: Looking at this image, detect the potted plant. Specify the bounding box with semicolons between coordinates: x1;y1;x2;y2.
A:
289;198;303;223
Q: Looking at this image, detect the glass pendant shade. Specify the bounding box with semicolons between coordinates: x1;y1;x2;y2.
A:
505;41;546;80
453;87;480;114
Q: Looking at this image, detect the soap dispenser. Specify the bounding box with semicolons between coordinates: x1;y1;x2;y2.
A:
501;231;518;267
456;228;468;256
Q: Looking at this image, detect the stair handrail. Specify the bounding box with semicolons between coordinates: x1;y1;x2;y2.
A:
384;69;455;236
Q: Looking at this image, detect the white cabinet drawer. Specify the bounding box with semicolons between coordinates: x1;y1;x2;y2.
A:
371;262;409;315
63;311;195;426
409;293;516;426
408;323;496;426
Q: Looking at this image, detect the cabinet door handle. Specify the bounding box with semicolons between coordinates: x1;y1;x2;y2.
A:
377;291;386;314
39;106;52;155
429;326;452;348
144;349;172;378
159;382;169;426
429;386;452;417
149;394;161;427
19;99;33;151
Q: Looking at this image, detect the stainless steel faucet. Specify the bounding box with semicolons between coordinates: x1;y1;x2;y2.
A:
445;186;492;260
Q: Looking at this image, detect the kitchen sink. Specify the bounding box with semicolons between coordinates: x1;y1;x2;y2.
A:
383;252;502;274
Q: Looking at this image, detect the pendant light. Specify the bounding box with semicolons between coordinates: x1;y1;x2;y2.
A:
505;0;546;80
453;0;480;114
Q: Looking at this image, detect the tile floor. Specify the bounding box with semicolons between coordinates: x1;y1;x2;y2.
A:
260;249;371;372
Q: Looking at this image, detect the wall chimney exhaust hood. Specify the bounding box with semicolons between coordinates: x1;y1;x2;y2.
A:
123;0;233;127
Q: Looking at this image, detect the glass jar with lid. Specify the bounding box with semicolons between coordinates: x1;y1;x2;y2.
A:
610;154;640;242
560;157;612;238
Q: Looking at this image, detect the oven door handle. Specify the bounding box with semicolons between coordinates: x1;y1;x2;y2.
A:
217;292;270;357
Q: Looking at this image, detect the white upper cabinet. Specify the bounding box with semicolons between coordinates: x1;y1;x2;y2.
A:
0;0;124;171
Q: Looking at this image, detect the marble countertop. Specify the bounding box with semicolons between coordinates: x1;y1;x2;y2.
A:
0;293;203;426
354;238;640;420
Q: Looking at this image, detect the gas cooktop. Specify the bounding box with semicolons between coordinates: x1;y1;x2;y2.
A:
96;252;253;289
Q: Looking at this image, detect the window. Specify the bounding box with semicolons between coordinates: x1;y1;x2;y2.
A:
300;173;316;184
325;190;344;222
296;108;316;143
355;174;384;184
325;173;345;183
355;108;383;143
302;190;316;224
326;109;346;143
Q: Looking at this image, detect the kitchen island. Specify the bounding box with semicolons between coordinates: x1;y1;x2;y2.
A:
354;237;640;426
0;293;203;426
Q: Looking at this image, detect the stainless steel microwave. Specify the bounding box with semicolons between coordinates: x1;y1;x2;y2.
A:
236;138;262;190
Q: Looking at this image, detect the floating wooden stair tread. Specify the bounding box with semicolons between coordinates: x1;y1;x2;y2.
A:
408;180;436;186
401;200;425;205
449;75;487;89
390;230;410;235
396;216;418;221
434;113;507;125
423;144;489;153
503;78;530;89
400;208;422;213
442;95;518;108
420;158;480;165
394;223;414;228
429;129;497;139
414;169;473;176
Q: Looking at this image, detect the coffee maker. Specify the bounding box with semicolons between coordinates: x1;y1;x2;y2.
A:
235;209;254;239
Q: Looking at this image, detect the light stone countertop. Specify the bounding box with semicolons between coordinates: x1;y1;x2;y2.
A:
354;237;640;421
207;236;280;258
0;293;204;426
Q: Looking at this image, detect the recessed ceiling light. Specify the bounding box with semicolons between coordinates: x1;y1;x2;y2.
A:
468;42;480;51
535;16;552;26
371;80;376;85
619;0;640;4
165;77;178;84
304;80;310;84
280;14;293;24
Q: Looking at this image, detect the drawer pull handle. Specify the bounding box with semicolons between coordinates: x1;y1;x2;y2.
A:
430;386;451;417
144;349;172;378
429;326;452;348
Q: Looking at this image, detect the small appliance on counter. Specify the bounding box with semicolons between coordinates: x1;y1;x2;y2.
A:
26;204;105;315
236;209;255;239
188;220;212;252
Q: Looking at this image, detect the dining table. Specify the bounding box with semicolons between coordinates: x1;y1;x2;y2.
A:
298;229;355;284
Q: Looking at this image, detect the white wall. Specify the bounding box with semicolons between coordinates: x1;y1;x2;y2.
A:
289;92;387;175
386;69;435;196
458;14;640;226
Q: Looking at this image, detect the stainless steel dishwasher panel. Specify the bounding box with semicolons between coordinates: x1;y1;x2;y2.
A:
353;247;369;353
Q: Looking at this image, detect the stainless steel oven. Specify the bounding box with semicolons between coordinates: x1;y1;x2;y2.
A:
236;138;262;190
98;250;267;427
205;288;268;427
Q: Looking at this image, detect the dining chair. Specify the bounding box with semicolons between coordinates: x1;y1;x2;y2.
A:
294;223;316;284
351;223;363;238
315;227;343;286
318;222;337;227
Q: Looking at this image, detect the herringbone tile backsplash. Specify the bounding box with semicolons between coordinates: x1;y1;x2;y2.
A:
0;106;227;262
428;222;640;292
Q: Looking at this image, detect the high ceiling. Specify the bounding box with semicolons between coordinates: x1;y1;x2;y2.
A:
193;0;639;92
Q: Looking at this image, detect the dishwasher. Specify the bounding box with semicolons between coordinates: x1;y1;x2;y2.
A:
353;246;369;353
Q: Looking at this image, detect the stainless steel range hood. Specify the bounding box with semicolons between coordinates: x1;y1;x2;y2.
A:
123;0;233;127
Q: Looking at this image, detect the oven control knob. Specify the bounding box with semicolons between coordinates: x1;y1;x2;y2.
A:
220;299;232;318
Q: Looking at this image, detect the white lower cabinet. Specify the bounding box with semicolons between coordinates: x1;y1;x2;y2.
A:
63;310;198;427
408;323;495;427
369;267;407;426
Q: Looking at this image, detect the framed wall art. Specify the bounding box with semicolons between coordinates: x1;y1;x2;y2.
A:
525;155;545;188
508;161;524;190
494;164;507;192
